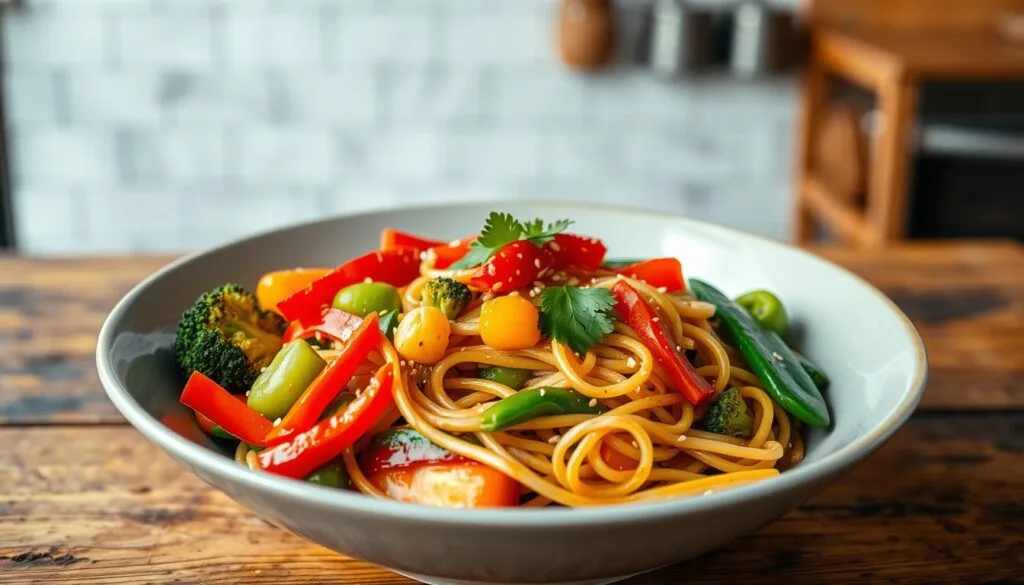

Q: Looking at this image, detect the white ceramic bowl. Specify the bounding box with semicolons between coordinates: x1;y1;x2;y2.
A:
97;202;927;585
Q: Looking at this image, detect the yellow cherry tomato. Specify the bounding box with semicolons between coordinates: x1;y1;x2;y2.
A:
479;295;541;350
256;268;332;313
395;306;451;365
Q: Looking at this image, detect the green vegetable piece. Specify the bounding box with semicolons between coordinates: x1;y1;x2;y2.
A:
421;277;472;320
538;285;617;355
378;309;400;340
306;461;349;488
736;289;789;337
697;387;754;438
479;387;607;432
689;278;830;428
332;282;402;318
479;365;533;390
601;258;646;269
208;425;237;441
174;283;286;391
247;339;327;419
320;392;356;421
794;351;830;391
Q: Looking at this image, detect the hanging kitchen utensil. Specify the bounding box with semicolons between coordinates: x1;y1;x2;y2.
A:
645;0;714;78
728;0;796;78
556;0;617;71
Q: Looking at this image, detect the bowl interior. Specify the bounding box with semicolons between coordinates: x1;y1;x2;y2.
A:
101;201;926;520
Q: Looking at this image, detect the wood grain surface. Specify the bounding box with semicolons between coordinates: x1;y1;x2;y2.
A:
1;242;1023;584
2;417;1021;584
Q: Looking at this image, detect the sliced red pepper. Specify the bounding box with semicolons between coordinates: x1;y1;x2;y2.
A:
380;228;445;253
179;371;273;446
284;308;363;344
264;312;382;444
616;258;685;292
543;233;607;271
277;248;421;325
258;365;395;479
611;281;715;406
470;240;551;293
426;236;477;270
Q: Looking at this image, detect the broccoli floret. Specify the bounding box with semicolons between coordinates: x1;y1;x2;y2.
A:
697;387;754;438
174;283;286;391
421;277;472;319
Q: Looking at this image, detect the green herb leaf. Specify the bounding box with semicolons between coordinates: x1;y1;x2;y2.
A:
523;218;573;246
378;309;400;340
539;285;617;355
449;212;572;270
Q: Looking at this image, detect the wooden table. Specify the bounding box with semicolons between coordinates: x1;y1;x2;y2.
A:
2;241;1023;583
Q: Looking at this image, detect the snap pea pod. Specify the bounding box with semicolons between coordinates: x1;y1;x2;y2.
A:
690;278;830;428
794;351;830;391
732;290;830;391
480;387;607;432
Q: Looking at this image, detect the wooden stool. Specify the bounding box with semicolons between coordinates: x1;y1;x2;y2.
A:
793;0;1024;247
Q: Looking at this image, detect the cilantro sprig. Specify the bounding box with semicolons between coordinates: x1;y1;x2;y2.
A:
539;285;617;355
450;212;572;270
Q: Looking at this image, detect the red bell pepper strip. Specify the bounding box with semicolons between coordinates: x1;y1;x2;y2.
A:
426;236;476;270
611;281;715;406
179;371;273;446
264;312;382;445
277;248;421;325
284;308;363;344
380;228;445;253
470;240;551;293
258;365;395;479
543;233;607;271
616;258;685;292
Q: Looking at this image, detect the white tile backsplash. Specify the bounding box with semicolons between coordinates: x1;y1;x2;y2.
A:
5;0;797;255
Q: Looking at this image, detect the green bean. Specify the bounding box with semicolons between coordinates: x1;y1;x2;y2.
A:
479;387;607;432
247;339;327;419
479;365;533;390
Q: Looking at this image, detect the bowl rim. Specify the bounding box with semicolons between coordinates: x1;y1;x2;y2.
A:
96;199;928;528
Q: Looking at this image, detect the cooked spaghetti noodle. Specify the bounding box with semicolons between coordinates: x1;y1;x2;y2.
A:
181;213;824;509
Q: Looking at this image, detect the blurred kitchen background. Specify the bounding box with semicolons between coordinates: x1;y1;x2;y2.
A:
3;0;1024;254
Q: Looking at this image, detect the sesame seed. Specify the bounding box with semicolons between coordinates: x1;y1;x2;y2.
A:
677;435;687;442
273;418;282;427
488;264;496;275
528;290;537;298
552;274;563;282
626;357;637;368
510;290;520;297
675;345;682;352
631;441;638;448
516;269;521;275
534;258;541;268
772;352;783;361
419;251;428;260
517;253;524;259
549;242;561;252
652;317;659;323
375;253;384;262
657;287;667;293
539;388;546;396
588;398;598;407
493;282;503;292
363;277;373;283
548;434;561;444
703;490;714;496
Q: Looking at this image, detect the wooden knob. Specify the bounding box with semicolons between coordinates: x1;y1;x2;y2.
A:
556;0;617;71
